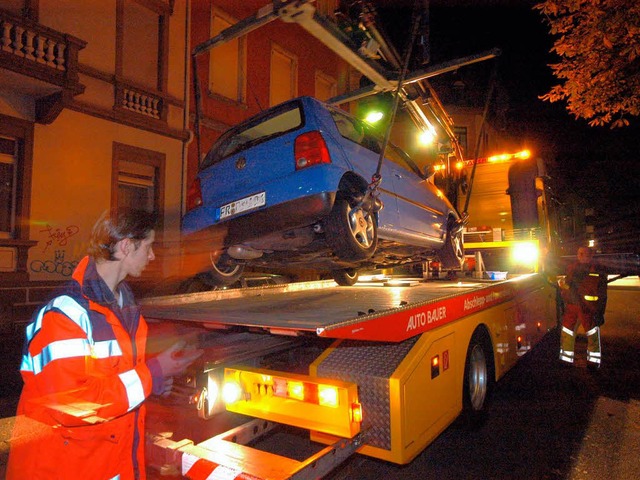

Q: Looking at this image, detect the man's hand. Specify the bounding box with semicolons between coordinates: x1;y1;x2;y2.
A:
155;340;203;377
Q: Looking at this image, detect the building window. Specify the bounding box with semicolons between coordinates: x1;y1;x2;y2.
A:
112;143;165;217
315;71;337;101
118;161;157;213
0;115;32;241
114;0;170;122
120;0;162;90
270;43;298;107
209;9;246;103
453;126;468;157
0;137;17;238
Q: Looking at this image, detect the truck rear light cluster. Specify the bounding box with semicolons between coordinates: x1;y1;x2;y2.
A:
294;130;331;170
271;378;340;408
186;177;203;211
222;367;362;438
223;374;342;408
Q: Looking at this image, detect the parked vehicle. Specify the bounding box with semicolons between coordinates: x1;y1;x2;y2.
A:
183;96;465;286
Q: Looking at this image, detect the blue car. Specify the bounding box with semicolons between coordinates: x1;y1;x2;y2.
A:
183;96;464;286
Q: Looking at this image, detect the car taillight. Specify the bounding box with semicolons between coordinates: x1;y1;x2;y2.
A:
294;130;331;170
186;177;203;211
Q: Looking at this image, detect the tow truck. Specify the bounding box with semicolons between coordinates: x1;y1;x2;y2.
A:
143;272;556;479
140;1;559;478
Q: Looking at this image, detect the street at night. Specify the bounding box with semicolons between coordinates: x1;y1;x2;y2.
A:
1;1;639;479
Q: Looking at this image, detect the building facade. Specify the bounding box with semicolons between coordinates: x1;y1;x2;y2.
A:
0;0;359;328
0;0;190;330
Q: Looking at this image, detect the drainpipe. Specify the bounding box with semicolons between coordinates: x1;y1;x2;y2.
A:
181;0;193;219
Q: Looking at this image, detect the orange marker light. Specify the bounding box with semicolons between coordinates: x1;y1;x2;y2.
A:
288;381;305;401
351;402;363;423
318;385;339;408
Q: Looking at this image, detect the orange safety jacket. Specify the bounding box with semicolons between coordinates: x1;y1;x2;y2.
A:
6;256;156;480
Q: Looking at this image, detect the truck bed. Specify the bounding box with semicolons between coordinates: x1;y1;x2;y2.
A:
141;275;542;342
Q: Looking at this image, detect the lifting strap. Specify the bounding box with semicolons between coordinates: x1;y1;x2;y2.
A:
366;2;423;203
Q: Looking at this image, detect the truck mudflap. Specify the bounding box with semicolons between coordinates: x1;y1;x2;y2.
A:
147;419;364;480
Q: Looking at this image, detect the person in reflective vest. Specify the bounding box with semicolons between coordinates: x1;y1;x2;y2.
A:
6;209;202;480
557;246;608;369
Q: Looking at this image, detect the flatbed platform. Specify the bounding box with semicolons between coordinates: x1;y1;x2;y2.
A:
141;274;545;342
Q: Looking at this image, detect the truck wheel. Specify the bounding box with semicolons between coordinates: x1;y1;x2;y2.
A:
438;217;464;269
202;252;245;286
325;196;377;260
332;268;359;286
462;330;493;428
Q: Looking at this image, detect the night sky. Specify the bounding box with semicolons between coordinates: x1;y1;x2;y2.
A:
376;1;640;252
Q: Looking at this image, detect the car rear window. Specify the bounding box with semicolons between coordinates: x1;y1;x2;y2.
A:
202;101;303;168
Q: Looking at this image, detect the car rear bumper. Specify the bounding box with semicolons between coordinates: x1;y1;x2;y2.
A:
184;191;336;246
225;191;335;245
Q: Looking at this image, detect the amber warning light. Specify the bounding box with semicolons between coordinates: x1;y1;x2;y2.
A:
223;367;362;439
456;150;532;168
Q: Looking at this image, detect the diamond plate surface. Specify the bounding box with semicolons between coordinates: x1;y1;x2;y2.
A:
317;337;419;450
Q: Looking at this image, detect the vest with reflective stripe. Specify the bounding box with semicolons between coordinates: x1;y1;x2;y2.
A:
7;256;153;480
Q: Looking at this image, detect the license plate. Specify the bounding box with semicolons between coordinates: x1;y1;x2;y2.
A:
219;192;266;220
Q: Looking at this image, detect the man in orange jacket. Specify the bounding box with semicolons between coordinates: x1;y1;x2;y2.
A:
558;246;608;370
6;209;202;479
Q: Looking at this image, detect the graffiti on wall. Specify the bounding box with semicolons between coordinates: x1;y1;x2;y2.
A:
39;224;80;253
30;224;81;277
30;249;78;277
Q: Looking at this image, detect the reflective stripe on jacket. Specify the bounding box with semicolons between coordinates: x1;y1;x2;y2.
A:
6;256;154;480
562;261;608;315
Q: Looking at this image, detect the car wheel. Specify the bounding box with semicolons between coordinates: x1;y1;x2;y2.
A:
461;330;494;429
202;252;245;286
331;268;359;286
325;196;377;260
438;217;464;269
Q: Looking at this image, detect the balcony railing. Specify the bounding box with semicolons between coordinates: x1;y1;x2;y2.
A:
116;83;165;121
0;8;85;94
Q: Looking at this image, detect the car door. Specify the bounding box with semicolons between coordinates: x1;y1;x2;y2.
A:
385;144;448;242
328;111;399;230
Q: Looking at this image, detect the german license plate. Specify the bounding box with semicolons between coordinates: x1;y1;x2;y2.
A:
219;192;266;220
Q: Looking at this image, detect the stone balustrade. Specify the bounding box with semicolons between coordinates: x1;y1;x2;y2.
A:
0;8;85;90
120;86;163;120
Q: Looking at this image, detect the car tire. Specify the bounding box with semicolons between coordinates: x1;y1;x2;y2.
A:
201;252;245;286
438;217;464;269
325;195;377;260
332;268;359;286
461;329;494;429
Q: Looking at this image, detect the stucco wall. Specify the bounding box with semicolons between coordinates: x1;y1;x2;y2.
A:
27;110;184;281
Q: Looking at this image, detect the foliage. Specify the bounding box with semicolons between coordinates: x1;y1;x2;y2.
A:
534;0;640;128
